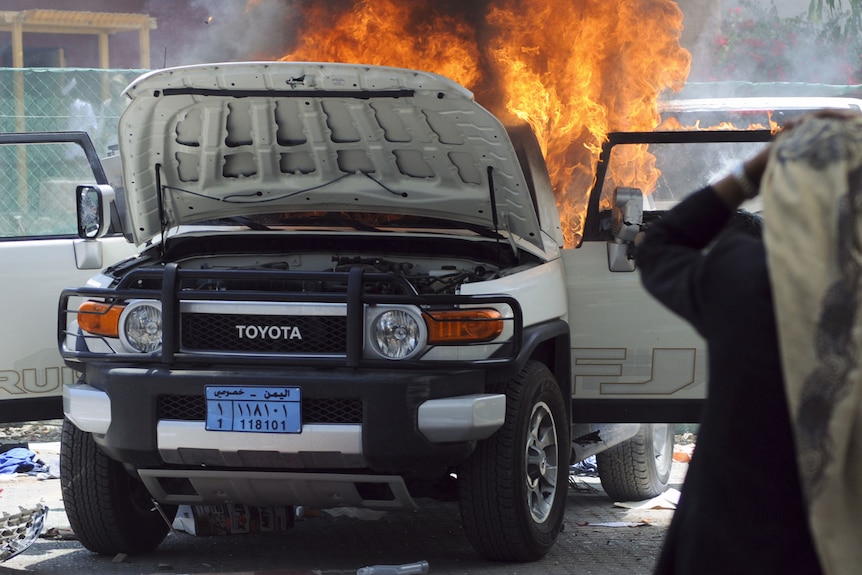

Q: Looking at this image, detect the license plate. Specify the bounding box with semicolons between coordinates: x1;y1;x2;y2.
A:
205;386;301;433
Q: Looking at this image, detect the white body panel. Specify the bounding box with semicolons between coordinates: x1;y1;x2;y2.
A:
459;256;568;328
0;236;137;407
563;244;707;401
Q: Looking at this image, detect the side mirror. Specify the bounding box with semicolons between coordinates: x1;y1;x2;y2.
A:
76;185;115;239
610;187;643;243
607;187;644;272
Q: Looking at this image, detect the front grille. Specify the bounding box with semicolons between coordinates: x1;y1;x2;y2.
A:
181;313;347;354
159;394;204;420
158;394;363;424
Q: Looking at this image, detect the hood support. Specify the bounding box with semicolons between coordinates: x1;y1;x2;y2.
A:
155;163;167;259
487;166;518;258
487;166;502;260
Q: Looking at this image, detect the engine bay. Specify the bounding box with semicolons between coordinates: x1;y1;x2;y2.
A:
105;228;540;296
180;252;502;295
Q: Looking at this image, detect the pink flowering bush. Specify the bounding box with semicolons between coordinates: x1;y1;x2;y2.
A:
693;1;862;84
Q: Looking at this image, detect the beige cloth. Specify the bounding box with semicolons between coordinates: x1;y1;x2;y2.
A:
762;115;862;575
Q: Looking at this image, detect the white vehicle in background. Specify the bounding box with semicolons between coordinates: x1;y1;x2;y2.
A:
0;133;136;423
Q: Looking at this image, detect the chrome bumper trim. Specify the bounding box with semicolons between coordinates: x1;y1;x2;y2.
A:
139;469;416;509
63;383;112;435
417;393;506;442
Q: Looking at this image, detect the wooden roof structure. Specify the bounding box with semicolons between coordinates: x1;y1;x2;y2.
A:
0;9;157;69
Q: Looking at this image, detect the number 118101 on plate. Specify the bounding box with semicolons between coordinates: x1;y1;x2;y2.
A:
205;386;301;433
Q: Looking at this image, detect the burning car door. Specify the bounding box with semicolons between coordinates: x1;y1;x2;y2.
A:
0;132;136;423
566;129;774;423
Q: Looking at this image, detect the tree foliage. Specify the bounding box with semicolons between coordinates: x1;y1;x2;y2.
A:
810;0;862;34
694;1;862;84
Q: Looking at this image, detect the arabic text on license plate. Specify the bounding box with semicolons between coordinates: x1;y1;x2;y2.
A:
205;386;301;433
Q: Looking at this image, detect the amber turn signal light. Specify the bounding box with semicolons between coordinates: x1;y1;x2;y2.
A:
424;309;504;344
77;301;124;337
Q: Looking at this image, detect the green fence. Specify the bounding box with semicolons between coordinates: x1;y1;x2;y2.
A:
0;140;96;237
0;68;144;236
0;68;144;156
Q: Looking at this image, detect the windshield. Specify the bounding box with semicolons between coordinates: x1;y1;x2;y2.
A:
583;130;775;242
0;140;101;238
605;140;769;212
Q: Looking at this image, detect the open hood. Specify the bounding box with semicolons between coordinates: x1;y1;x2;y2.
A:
119;62;543;248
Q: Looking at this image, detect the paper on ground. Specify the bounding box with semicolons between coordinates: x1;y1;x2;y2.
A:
613;488;681;510
578;521;650;528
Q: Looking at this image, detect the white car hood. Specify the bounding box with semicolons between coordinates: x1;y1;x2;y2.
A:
119;61;542;248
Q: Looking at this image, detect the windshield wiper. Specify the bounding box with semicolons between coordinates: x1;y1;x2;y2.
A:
222;216;272;231
380;215;503;239
274;214;382;232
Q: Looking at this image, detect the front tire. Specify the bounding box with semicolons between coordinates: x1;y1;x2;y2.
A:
596;423;674;501
60;419;176;554
457;361;570;561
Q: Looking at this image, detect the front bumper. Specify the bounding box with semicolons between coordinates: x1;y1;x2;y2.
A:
64;364;504;476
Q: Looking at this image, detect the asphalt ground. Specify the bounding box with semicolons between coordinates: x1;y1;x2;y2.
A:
0;441;687;575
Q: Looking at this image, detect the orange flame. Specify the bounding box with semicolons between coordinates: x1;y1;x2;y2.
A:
266;0;691;246
658;111;780;133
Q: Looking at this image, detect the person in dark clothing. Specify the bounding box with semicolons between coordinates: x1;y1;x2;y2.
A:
634;135;823;574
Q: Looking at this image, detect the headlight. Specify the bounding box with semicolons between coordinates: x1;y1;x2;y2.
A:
119;300;163;353
368;308;426;360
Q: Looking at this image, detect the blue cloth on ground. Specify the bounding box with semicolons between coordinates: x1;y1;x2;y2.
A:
0;447;37;474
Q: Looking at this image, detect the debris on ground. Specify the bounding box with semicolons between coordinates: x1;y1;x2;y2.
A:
0;504;48;562
568;475;599;493
324;507;387;521
614;488;681;511
0;448;44;475
39;527;77;541
575;521;650;528
673;443;695;463
570;455;598;477
356;560;430;575
0;420;63;444
172;504;295;536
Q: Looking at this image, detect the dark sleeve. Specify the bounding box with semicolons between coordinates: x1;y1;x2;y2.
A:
634;186;734;332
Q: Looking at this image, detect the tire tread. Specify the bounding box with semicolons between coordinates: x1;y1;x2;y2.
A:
596;423;673;501
60;419;172;554
458;361;569;561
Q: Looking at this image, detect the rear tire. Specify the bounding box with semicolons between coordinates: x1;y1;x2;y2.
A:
596;423;674;501
60;419;176;554
457;361;570;561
